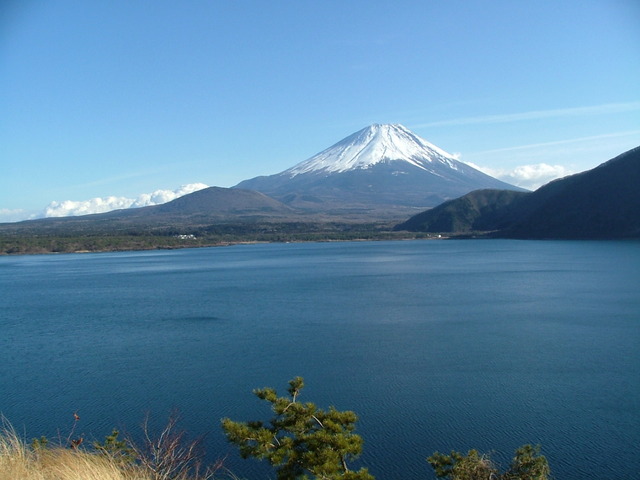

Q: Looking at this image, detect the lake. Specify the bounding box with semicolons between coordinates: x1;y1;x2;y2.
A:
1;239;639;479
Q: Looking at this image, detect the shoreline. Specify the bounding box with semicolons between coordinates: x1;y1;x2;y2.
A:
0;231;450;256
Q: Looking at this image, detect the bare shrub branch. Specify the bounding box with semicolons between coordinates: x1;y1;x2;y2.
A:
129;411;222;480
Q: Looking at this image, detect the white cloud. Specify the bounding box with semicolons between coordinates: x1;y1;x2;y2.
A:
43;183;209;218
130;183;210;208
460;129;640;190
465;162;572;191
505;164;573;190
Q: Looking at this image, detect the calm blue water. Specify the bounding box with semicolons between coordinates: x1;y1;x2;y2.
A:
1;240;639;479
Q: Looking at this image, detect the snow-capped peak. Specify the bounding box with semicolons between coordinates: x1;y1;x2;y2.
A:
286;124;459;176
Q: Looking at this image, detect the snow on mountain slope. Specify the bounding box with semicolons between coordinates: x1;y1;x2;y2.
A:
286;124;460;176
234;123;524;217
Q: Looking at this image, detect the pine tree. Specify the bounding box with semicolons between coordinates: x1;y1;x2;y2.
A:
428;444;550;480
221;377;374;480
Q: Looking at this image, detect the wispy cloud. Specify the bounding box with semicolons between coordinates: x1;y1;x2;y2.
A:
470;130;640;155
72;171;157;189
0;208;37;223
71;162;197;190
416;102;640;128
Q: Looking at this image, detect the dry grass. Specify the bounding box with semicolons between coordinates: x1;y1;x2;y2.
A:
0;419;229;480
0;424;145;480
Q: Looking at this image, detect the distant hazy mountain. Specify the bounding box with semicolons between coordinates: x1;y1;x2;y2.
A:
235;124;523;217
395;146;640;239
0;187;297;234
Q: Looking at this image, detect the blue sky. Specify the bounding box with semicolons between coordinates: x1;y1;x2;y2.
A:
2;0;639;221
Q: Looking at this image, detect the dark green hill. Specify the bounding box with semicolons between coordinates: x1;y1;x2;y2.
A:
395;146;640;239
394;189;527;233
502;146;640;238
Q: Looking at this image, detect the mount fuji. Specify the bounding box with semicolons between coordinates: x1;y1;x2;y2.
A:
235;124;523;217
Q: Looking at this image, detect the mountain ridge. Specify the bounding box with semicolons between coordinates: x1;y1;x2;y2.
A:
2;144;637;252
